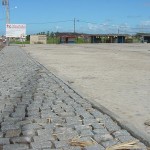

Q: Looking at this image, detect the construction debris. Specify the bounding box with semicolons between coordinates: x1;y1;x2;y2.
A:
106;140;140;150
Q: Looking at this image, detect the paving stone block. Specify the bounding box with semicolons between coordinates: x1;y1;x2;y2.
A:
43;149;61;150
11;112;25;118
93;128;109;135
37;129;53;136
117;135;135;143
19;101;31;105
51;117;66;124
63;146;82;150
101;139;119;148
74;125;92;132
1;111;10;117
90;110;104;118
40;105;51;111
54;141;69;149
79;129;94;137
59;112;75;117
93;134;113;143
5;128;21;138
16;120;33;126
83;119;98;125
33;134;55;142
27;106;40;112
81;103;92;110
66;116;81;122
1;124;20;132
83;144;105;150
56;131;78;141
4;117;22;122
66;119;82;127
10;136;32;144
30;141;52;149
3;144;29;150
0;132;3;138
105;123;121;132
76;136;93;142
54;127;73;134
112;130;130;137
41;112;57;118
0;116;3;123
91;123;105;129
1;121;15;127
0;138;10;145
27;112;40;117
22;123;43;131
3;106;14;113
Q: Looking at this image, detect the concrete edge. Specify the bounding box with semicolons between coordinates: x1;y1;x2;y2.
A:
21;46;150;147
53;74;150;147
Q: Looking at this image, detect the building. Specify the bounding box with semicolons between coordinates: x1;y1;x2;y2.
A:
90;34;128;43
30;35;47;44
59;35;76;43
90;35;102;43
55;32;77;44
117;35;126;43
136;33;150;43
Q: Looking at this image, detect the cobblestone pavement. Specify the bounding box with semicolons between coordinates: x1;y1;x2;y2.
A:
0;46;148;150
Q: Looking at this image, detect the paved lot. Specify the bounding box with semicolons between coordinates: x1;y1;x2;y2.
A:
23;43;150;140
0;46;148;149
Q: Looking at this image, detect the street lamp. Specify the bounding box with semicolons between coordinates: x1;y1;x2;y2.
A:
2;0;10;45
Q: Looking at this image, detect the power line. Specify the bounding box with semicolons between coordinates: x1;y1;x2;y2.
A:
77;19;98;24
27;20;73;25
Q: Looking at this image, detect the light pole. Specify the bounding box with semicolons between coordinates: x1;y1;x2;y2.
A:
2;0;10;45
74;18;76;33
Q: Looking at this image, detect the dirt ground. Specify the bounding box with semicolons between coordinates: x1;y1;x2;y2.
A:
23;43;150;137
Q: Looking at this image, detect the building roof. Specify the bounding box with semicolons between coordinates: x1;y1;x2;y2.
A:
136;33;150;37
89;34;129;37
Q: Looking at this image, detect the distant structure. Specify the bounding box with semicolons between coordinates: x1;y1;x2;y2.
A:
90;34;129;43
136;33;150;43
30;35;47;44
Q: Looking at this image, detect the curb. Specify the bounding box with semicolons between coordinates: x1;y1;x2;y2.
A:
22;46;150;147
52;73;150;147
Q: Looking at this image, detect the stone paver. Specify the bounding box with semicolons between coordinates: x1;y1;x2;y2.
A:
0;46;148;149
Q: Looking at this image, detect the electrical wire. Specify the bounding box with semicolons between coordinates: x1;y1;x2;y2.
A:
26;20;73;25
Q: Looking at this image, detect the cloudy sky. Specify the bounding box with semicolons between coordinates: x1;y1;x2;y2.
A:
0;0;150;35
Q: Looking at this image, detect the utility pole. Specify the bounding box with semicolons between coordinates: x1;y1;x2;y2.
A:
74;18;76;33
117;28;119;43
118;28;119;34
2;0;10;45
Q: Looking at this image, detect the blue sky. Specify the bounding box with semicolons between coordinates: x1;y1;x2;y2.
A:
0;0;150;35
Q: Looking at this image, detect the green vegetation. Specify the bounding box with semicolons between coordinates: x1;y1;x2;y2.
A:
47;37;60;44
10;41;30;44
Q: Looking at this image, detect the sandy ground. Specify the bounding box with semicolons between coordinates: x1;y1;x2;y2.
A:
23;43;150;137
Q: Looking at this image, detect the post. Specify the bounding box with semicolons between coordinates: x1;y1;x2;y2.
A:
117;28;119;43
2;0;10;46
74;18;75;33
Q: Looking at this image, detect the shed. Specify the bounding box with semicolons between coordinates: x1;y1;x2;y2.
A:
137;34;150;43
30;35;47;44
117;35;126;43
90;35;102;43
59;35;76;43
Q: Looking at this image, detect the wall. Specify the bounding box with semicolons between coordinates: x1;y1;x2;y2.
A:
30;35;47;44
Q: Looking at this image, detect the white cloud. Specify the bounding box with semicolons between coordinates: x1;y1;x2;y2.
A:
141;20;150;26
88;23;99;31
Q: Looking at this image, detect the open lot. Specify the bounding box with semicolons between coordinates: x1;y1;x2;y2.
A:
23;43;150;138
